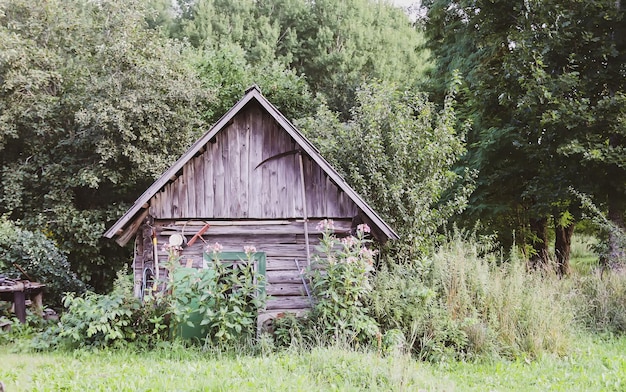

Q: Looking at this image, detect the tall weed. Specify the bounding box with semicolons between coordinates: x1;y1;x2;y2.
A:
368;229;574;361
572;271;626;334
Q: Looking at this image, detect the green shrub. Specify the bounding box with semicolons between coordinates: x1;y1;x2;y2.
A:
307;220;379;345
273;221;379;348
169;244;266;347
0;217;85;305
52;268;169;349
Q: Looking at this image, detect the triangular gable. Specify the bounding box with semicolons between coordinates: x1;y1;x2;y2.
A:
104;85;399;243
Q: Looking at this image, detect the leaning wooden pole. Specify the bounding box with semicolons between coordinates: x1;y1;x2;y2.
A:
298;152;312;266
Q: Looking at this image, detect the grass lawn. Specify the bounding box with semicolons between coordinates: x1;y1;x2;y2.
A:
1;333;624;391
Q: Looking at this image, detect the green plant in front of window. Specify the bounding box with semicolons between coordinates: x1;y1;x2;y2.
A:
200;244;266;346
169;243;266;347
308;219;379;345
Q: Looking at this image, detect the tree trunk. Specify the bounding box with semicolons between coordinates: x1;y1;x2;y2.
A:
528;216;549;269
554;218;574;276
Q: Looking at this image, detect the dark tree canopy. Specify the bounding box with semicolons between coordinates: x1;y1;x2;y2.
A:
424;0;626;271
0;0;212;290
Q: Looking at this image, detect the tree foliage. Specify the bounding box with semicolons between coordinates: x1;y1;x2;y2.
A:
298;81;471;257
0;0;212;290
0;217;85;305
160;0;430;116
424;0;626;269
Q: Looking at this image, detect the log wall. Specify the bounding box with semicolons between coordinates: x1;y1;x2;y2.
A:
134;218;354;318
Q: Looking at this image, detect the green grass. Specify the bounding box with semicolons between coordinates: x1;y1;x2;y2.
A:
1;333;624;391
443;333;626;391
569;234;600;275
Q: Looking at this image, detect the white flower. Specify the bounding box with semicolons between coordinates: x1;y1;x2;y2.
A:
357;223;371;233
315;219;335;232
206;242;223;254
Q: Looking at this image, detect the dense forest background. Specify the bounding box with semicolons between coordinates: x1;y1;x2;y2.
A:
0;0;624;292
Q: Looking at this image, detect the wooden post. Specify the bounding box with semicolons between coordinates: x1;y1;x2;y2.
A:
298;152;312;266
153;230;159;280
32;291;44;317
14;290;26;323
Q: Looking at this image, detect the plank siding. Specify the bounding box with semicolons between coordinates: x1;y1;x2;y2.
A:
147;103;357;220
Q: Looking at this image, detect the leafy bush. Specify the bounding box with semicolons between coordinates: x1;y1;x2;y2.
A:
298;81;473;258
273;221;379;348
0;217;85;305
307;220;379;344
51;269;169;349
169;245;266;347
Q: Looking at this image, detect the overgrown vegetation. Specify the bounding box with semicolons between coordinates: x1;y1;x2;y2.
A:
273;221;379;347
369;230;574;361
299;81;473;257
169;244;266;347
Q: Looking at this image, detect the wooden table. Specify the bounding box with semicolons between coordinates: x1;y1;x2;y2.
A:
0;281;46;323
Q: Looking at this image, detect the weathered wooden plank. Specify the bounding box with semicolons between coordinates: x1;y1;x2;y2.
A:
149;191;159;217
194;155;205;217
266;269;306;284
260;110;272;218
157;219;352;236
170;219;292;226
186;159;196;217
157;188;163;218
240;114;250;218
204;143;214;216
265;258;306;271
228;119;242;217
215;132;226;217
266;296;311;310
179;168;189;218
116;208;150;247
293;150;304;218
269;120;279;219
266;283;306;296
325;174;338;218
316;165;327;218
277;124;291;217
158;187;166;218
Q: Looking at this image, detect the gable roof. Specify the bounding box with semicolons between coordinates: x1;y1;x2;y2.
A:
104;85;398;242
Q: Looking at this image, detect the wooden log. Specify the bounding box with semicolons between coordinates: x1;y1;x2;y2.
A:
266;283;306;296
13;290;26;323
266;270;306;284
266;296;311;310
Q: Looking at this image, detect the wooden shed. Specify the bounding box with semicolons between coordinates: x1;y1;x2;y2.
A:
103;86;398;322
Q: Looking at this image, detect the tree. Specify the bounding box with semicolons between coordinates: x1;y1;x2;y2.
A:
159;0;430;117
424;0;626;272
191;44;317;124
0;0;212;290
298;81;471;258
0;217;85;306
